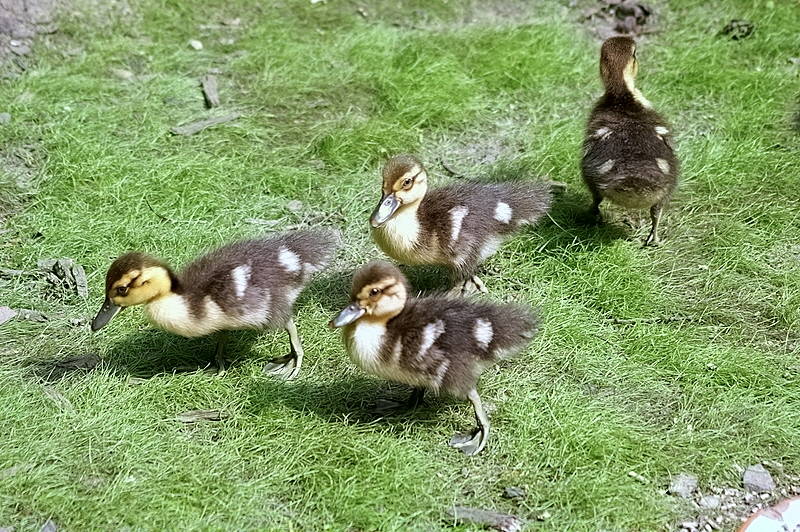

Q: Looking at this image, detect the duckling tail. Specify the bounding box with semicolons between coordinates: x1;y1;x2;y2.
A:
284;229;341;277
485;304;540;362
501;182;553;228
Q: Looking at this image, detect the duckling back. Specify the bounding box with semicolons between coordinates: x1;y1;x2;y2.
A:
582;107;678;209
352;298;538;398
415;182;553;272
149;230;338;336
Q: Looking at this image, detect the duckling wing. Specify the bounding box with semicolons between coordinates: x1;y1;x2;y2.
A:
178;231;338;328
420;183;552;273
386;298;539;396
583;111;679;190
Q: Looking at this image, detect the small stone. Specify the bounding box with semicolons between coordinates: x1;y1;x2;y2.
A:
219;38;235;45
680;521;699;530
699;494;721;509
10;43;31;56
502;486;526;500
628;471;647;484
743;464;775;492
0;112;10;124
16;309;48;322
40;520;57;532
111;68;135;81
287;199;304;213
536;510;551;521
669;473;698;498
188;39;203;50
0;306;16;326
706;362;718;371
759;492;771;500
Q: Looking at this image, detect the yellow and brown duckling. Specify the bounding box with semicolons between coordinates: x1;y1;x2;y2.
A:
582;36;679;246
91;230;339;379
370;154;553;295
330;261;539;456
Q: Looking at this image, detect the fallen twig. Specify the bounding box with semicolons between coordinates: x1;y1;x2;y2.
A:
170;112;242;136
200;74;220;108
144;197;172;223
611;316;694;325
440;159;465;178
447;506;524;532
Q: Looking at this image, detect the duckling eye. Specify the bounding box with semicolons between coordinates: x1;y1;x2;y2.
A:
116;286;129;296
369;288;381;297
402;178;413;189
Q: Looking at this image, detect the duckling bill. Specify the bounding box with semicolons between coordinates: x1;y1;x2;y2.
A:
92;230;339;379
370;154;553;295
582;36;679;246
330;261;539;456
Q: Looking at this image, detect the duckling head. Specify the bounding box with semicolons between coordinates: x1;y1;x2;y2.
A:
599;36;638;96
91;252;177;331
330;261;410;327
370;154;429;228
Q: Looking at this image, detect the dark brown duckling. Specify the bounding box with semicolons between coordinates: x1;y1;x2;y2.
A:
330;260;539;456
91;230;339;379
582;36;679;246
370;154;553;295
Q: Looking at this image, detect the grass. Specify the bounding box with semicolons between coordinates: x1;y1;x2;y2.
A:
1;0;799;529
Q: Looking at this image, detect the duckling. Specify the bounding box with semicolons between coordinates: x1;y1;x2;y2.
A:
370;154;553;295
582;36;678;246
330;261;539;456
91;230;339;379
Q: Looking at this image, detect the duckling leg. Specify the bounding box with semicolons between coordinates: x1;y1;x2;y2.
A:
263;318;304;380
214;331;228;376
589;191;603;224
644;201;664;247
448;388;490;456
372;387;426;415
470;275;488;294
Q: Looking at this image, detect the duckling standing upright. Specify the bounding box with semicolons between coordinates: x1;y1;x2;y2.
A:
91;230;339;379
370;155;552;295
582;36;678;246
330;261;539;456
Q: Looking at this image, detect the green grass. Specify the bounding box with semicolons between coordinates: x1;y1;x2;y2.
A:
1;0;799;529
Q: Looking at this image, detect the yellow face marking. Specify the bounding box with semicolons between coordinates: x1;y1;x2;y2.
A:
109;266;171;307
111;270;141;292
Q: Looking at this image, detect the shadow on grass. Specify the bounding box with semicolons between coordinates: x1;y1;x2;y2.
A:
247;376;464;432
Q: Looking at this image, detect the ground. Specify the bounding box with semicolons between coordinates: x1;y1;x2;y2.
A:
1;0;799;530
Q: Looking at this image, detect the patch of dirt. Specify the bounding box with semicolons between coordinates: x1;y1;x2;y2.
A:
0;0;60;75
0;144;40;225
670;463;800;532
421;112;531;182
572;0;657;40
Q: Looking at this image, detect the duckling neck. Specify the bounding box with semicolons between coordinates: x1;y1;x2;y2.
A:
604;72;651;109
143;291;199;337
344;316;390;371
372;201;423;262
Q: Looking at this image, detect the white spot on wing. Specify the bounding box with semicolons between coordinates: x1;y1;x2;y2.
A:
594;127;612;140
598;159;615;175
278;247;301;272
655;126;668;135
656;158;670;174
433;359;450;391
449;206;468;242
416;320;445;361
231;264;251;299
473;318;493;350
494;202;513;224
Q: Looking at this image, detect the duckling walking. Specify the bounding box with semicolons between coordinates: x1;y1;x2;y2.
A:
91;230;339;379
370;155;552;295
330;261;538;456
582;36;679;246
